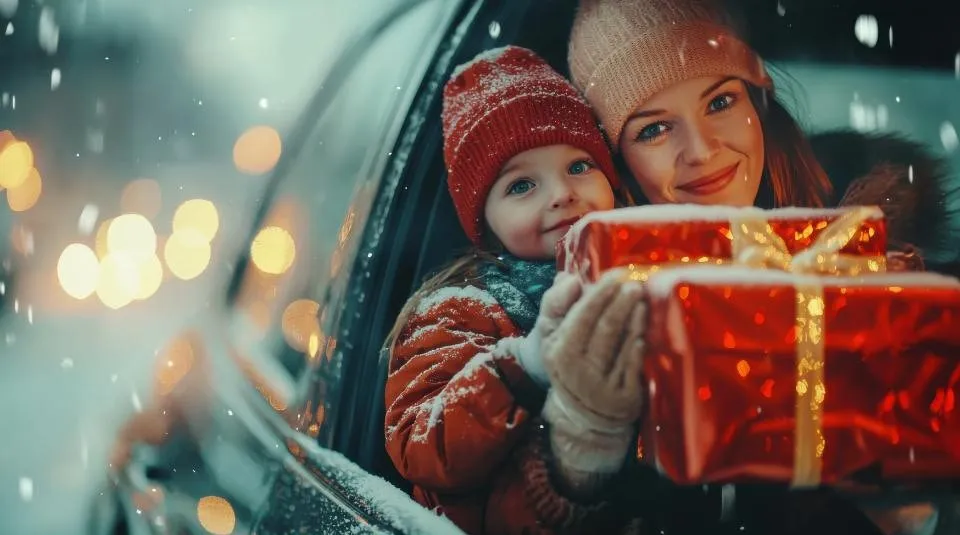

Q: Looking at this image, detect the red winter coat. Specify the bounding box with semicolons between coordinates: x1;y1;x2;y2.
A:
384;285;549;535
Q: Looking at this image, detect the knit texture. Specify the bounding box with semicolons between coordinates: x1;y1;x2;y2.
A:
480;253;557;333
442;46;619;244
569;0;773;149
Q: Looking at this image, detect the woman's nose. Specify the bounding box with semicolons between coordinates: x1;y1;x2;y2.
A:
681;124;720;165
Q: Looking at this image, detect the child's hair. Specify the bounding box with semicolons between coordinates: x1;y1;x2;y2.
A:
384;248;502;352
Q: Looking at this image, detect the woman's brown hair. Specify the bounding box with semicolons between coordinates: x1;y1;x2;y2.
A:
747;83;833;209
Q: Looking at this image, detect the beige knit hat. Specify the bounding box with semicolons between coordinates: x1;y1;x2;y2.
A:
569;0;773;150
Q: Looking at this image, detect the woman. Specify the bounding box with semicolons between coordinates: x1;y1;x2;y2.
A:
512;0;959;533
566;0;958;271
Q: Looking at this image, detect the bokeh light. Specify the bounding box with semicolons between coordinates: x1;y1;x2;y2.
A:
107;213;157;260
196;496;236;535
281;299;322;354
6;167;42;211
0;139;33;189
233;125;282;175
164;229;211;280
0;131;15;150
250;226;296;275
94;219;113;259
135;255;164;300
172;199;219;242
57;244;100;299
96;253;140;309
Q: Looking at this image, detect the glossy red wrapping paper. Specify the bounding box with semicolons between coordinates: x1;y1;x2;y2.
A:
640;268;960;486
559;206;886;282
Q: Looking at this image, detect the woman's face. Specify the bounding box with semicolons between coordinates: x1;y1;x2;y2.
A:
618;76;765;207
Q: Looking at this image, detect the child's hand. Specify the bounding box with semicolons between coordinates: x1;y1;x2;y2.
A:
542;268;646;432
511;273;584;388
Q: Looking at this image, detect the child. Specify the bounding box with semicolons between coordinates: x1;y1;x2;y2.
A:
383;46;627;535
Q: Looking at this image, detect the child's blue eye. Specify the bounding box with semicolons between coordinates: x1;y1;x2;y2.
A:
507;179;534;196
708;93;736;113
634;122;670;142
568;159;595;175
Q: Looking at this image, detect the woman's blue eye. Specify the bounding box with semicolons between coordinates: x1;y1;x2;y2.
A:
507;179;534;195
568;159;595;175
708;93;736;113
634;122;670;142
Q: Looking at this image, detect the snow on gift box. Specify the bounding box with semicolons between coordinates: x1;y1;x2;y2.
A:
558;204;888;283
639;266;960;488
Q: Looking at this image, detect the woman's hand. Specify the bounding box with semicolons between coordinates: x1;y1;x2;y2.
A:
543;268;646;431
538;269;647;495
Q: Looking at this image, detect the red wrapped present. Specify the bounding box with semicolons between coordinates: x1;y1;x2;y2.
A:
641;265;960;487
559;205;887;283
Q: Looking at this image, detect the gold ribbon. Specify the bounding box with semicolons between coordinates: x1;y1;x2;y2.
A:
625;207;886;282
626;206;885;486
792;279;827;487
730;206;885;487
729;206;887;276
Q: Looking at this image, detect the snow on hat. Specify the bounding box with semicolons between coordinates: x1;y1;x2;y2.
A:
569;0;773;150
442;45;619;246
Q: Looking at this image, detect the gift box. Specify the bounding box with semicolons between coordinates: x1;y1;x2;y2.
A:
560;205;887;283
640;266;960;487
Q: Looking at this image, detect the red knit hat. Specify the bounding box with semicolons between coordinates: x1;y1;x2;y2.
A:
442;46;619;245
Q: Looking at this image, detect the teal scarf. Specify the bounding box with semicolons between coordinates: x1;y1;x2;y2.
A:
480;254;557;333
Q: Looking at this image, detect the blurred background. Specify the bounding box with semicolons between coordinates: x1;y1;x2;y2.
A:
0;0;398;532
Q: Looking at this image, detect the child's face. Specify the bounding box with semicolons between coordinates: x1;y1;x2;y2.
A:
484;144;615;260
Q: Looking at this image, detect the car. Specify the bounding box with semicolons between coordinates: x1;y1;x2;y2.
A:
83;0;960;533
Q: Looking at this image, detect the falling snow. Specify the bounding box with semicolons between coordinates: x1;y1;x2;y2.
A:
854;15;879;48
18;478;33;502
940;122;959;152
77;204;100;235
38;7;59;55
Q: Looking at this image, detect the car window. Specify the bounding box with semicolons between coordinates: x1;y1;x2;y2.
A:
223;0;461;427
767;62;960;263
774;63;959;183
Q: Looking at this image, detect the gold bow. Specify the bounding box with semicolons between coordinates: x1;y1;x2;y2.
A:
730;206;887;276
625;206;886;283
